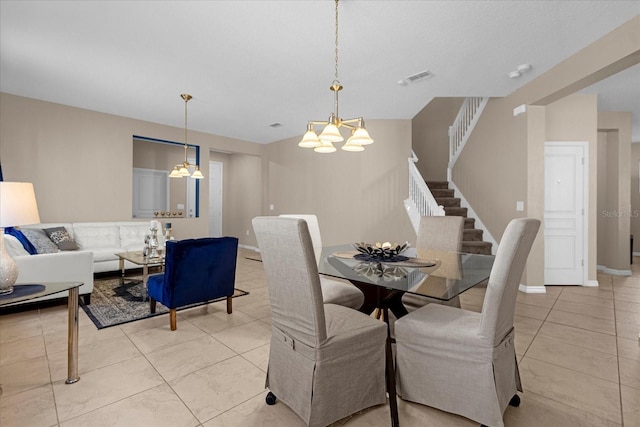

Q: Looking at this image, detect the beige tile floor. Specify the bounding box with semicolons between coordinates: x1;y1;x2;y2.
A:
1;248;639;426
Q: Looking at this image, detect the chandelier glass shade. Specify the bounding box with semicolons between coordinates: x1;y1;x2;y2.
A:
170;94;204;179
299;0;373;153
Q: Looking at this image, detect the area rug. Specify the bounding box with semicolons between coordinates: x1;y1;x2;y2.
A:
81;274;249;329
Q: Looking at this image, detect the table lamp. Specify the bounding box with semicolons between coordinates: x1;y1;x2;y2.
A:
0;182;41;294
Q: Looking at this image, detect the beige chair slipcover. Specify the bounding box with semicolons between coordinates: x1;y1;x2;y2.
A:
253;216;387;427
395;218;540;427
279;214;365;310
402;215;465;311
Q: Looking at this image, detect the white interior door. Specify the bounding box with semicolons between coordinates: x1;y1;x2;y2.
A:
209;161;223;237
544;143;587;285
132;168;168;218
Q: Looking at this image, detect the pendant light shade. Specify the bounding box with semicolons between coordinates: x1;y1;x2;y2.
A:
342;132;365;152
319;123;344;143
299;125;322;148
314;140;337;153
191;168;204;180
348;126;374;145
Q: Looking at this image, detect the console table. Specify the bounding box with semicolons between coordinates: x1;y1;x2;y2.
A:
0;282;83;384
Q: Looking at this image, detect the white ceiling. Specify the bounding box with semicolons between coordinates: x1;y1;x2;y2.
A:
1;1;638;144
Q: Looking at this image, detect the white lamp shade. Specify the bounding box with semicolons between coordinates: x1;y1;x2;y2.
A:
299;130;321;148
169;167;182;178
178;166;190;177
349;127;374;145
314;140;337;153
0;182;41;227
342;137;365;152
191;169;204;179
319;123;344;143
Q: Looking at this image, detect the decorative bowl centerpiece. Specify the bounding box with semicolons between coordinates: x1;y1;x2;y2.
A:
353;241;410;262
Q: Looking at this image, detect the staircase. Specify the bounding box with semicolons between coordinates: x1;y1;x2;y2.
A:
426;181;492;255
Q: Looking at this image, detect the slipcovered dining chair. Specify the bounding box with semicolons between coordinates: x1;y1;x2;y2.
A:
253;216;387;427
147;237;238;331
401;215;465;311
395;218;540;427
279;214;364;310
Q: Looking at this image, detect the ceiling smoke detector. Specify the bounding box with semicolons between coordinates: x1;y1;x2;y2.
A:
508;63;532;79
399;69;434;86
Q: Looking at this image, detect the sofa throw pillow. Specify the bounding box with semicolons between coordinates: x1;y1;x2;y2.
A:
3;233;30;257
43;227;79;251
4;227;38;255
21;228;60;254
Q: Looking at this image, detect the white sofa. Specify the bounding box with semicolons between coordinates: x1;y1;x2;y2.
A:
4;221;161;305
22;221;163;273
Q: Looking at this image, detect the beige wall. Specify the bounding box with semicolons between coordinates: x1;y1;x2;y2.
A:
631;143;640;254
0;93;414;249
0;92;263;244
544;94;599;281
264;120;415;246
446;15;639;286
412;97;464;181
597;111;632;271
452;97;529;241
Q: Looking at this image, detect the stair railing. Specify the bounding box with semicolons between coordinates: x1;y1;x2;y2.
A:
404;152;444;233
448;97;489;179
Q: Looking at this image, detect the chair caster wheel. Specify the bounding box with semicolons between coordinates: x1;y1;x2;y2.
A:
509;394;521;407
266;391;277;405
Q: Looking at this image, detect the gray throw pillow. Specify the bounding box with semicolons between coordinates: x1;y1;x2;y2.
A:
43;227;79;251
21;228;60;254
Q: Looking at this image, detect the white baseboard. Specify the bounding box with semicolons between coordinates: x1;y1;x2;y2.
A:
518;284;546;294
585;280;600;287
596;265;632;277
239;244;259;252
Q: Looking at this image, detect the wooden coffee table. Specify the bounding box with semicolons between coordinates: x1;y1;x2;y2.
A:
115;251;164;301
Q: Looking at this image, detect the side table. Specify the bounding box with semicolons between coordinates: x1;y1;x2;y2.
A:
0;282;82;384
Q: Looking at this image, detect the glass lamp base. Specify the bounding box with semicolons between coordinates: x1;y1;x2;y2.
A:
0;286;13;295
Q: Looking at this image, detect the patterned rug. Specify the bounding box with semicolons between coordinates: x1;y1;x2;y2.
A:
81;274;248;329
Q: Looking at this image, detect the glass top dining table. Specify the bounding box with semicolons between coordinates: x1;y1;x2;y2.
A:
318;244;495;314
318;244;494;427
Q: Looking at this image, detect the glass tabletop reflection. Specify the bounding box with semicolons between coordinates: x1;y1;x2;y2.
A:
318;244;494;302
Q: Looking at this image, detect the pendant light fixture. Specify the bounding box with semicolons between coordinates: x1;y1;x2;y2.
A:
169;94;204;179
299;0;373;153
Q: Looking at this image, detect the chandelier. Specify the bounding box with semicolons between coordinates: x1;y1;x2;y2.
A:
299;0;373;153
169;94;204;179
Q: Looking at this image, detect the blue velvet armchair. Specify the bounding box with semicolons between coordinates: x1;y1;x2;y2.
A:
147;237;238;330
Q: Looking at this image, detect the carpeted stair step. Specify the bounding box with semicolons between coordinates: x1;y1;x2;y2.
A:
444;206;468;217
462;241;493;255
435;197;461;208
463;229;484;241
464;217;475;229
426;181;449;190
431;188;454;198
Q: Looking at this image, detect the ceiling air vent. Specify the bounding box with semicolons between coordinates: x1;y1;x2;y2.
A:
399;69;434;86
269;123;283;128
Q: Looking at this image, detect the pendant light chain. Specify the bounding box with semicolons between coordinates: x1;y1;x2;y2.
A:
170;94;203;178
297;0;374;153
183;95;188;161
334;0;339;83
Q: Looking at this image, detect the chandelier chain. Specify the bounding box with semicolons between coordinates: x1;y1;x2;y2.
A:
334;0;339;82
183;95;188;160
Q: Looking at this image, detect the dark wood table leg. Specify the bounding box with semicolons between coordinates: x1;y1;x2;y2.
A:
383;307;400;427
